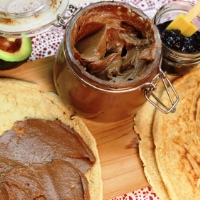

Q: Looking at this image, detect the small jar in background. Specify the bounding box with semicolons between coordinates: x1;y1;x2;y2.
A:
153;1;200;76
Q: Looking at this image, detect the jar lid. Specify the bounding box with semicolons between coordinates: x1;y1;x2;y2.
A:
0;0;69;38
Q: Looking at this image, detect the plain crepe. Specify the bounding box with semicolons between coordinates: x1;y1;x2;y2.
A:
135;68;200;200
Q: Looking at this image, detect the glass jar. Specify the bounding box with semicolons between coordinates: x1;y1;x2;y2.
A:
54;1;178;122
0;0;68;38
153;1;200;76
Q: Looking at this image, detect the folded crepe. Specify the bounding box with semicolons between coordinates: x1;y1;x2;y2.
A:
135;68;200;200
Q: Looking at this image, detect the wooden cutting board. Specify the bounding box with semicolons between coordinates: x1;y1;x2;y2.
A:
0;56;148;199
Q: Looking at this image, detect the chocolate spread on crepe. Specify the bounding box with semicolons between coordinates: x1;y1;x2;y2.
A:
0;159;89;199
0;78;102;200
0;118;95;199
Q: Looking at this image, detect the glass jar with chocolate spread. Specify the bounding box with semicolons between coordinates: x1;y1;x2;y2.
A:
54;1;179;122
154;1;200;76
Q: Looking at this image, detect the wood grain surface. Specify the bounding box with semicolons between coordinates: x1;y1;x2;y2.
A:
0;56;148;199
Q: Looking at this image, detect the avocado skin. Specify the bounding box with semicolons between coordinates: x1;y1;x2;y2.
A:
0;37;32;70
0;59;27;70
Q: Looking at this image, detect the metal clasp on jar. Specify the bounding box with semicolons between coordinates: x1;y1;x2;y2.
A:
53;5;80;29
143;70;179;114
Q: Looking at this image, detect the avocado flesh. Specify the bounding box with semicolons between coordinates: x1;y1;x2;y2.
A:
0;37;32;70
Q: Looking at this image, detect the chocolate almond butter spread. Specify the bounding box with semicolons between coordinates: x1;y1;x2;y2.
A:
72;4;157;82
0;119;95;200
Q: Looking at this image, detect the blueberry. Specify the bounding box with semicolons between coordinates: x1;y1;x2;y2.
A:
157;21;200;53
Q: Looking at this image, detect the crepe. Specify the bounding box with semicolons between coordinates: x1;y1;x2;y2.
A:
134;81;171;200
153;69;200;200
135;68;200;200
0;78;102;200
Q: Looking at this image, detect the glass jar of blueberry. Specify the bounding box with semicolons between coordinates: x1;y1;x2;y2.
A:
154;1;200;76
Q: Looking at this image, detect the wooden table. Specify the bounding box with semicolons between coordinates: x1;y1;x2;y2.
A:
0;56;148;199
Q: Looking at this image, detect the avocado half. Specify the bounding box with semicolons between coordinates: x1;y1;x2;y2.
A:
0;37;32;70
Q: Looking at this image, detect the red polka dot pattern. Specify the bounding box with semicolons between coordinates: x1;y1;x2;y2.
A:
111;187;160;200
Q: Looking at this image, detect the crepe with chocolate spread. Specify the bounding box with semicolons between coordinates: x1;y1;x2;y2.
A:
0;78;102;200
134;67;200;200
